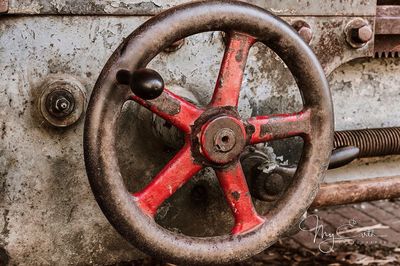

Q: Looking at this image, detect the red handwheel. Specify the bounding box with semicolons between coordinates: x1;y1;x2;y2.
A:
84;1;334;264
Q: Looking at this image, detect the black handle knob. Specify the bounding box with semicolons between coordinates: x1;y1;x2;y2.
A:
130;68;164;100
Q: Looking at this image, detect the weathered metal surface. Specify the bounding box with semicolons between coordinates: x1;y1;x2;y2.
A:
375;35;400;57
376;5;400;35
6;0;376;16
374;5;400;57
1;0;400;264
83;1;333;264
312;176;400;208
0;15;151;265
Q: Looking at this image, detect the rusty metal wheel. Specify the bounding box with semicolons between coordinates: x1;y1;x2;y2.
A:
84;0;334;264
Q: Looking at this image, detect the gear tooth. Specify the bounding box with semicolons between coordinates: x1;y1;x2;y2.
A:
374;50;400;58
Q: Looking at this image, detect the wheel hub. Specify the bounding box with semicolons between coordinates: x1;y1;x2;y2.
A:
200;116;246;164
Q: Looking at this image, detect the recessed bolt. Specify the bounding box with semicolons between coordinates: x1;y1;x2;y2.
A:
39;75;86;127
55;97;71;112
292;20;313;44
345;18;373;48
353;25;373;44
45;89;75;118
298;26;313;44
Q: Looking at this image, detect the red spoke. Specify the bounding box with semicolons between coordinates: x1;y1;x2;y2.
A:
130;89;203;134
215;162;264;234
247;109;311;144
133;143;202;216
210;32;255;107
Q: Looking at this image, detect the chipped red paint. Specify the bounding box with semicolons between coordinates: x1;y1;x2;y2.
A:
133;143;202;216
131;88;203;134
215;162;265;234
131;32;266;233
210;32;255;107
129;32;312;234
247;108;311;144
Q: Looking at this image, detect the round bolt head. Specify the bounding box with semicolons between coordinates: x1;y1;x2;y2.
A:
131;68;164;100
298;26;313;44
345;18;372;48
292;20;312;44
357;25;373;43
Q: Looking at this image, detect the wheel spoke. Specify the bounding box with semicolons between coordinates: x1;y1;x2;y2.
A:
133;143;202;216
210;32;255;107
247;109;311;144
215;161;264;234
130;89;203;134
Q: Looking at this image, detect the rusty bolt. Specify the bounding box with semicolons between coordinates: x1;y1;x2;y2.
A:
292;20;312;44
298;26;313;44
345;18;373;48
353;25;373;44
0;0;8;13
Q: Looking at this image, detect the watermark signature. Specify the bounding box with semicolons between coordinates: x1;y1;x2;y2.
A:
299;214;388;253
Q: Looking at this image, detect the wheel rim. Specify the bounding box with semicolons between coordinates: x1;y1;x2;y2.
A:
84;1;334;264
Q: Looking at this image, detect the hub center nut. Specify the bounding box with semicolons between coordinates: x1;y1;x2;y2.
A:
214;128;236;152
46;90;75;118
199;116;246;164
